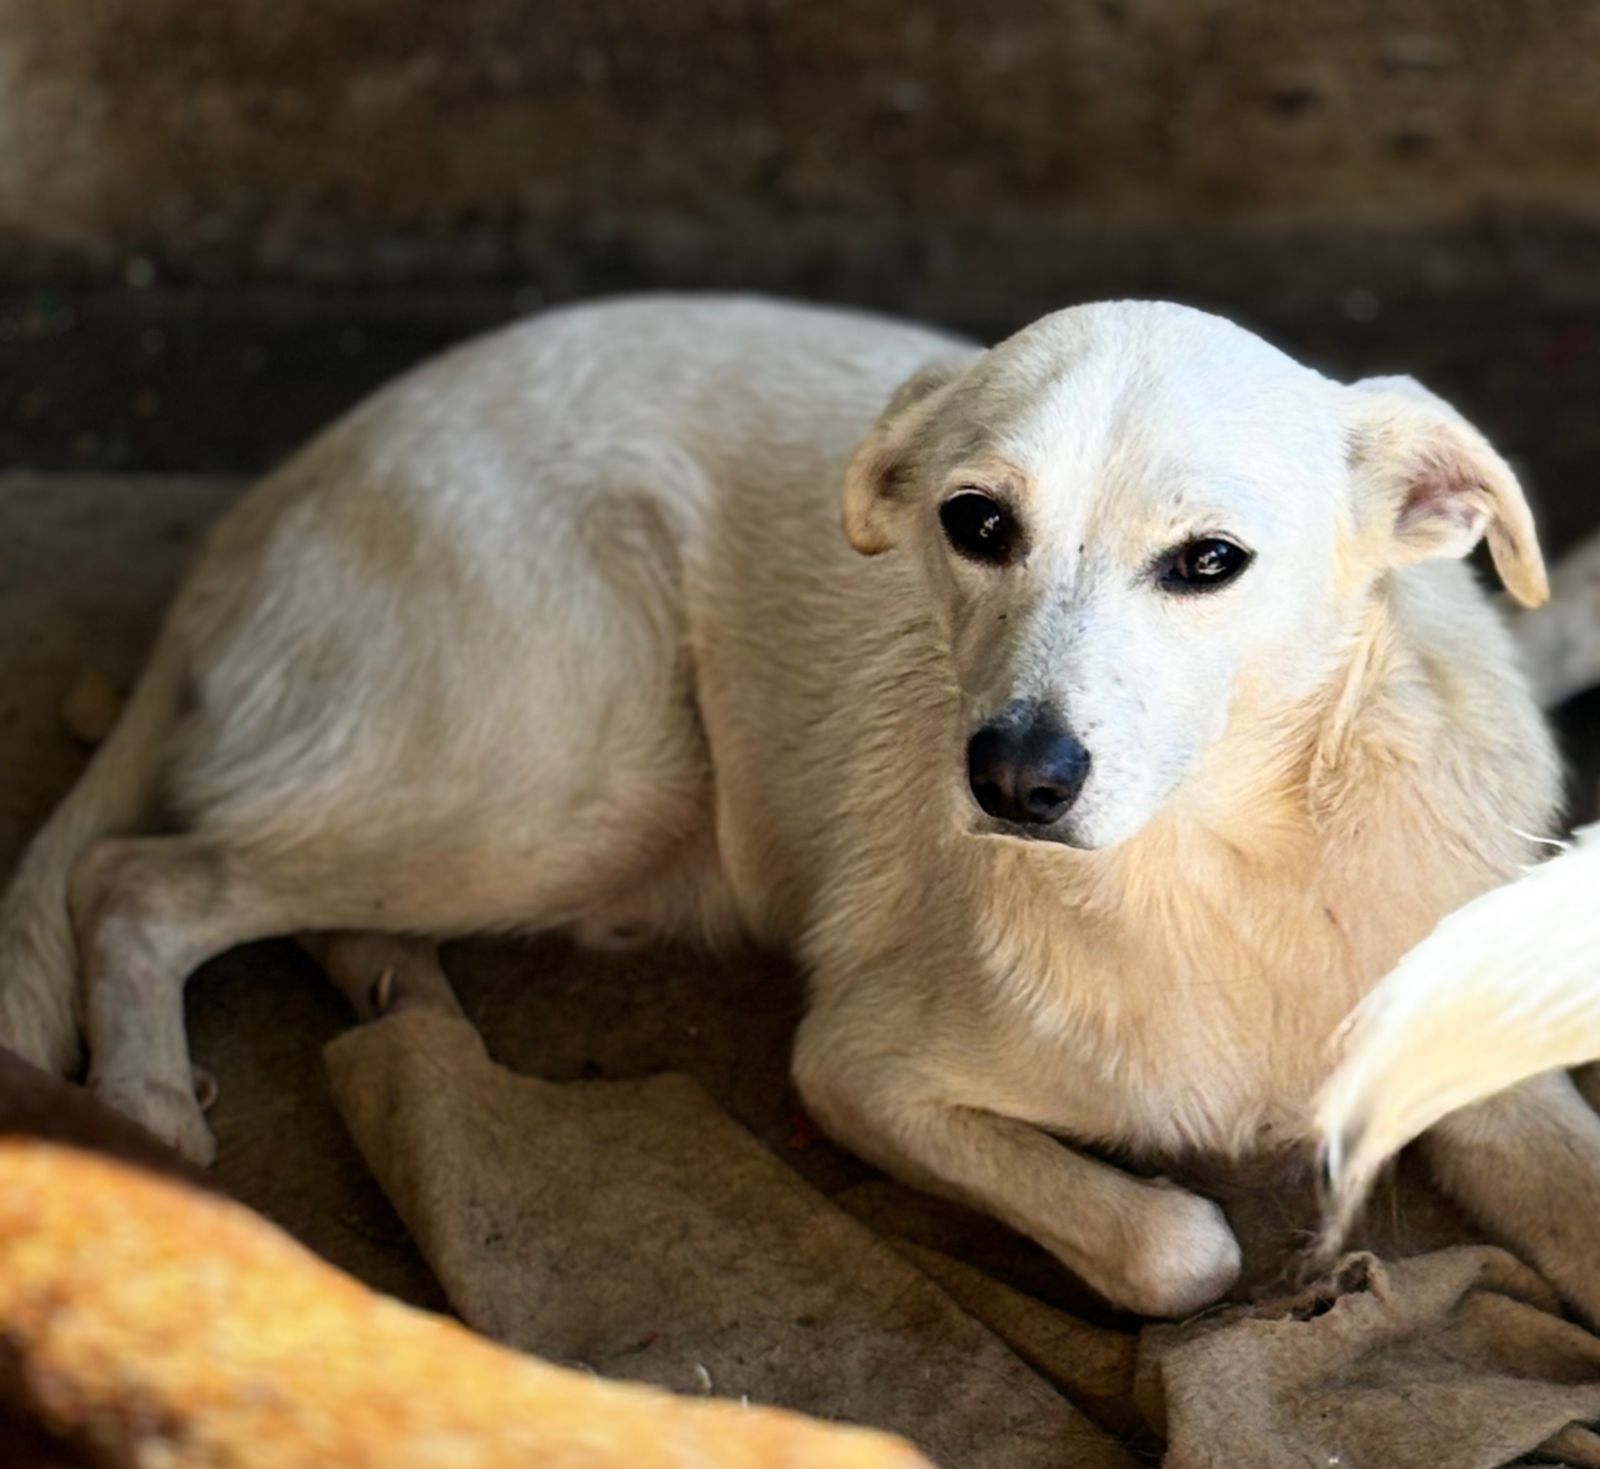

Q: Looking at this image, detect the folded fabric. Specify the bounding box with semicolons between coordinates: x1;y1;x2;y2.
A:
1139;1248;1600;1469
324;1010;1136;1469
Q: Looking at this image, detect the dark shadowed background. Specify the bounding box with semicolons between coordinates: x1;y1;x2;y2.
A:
0;2;1597;509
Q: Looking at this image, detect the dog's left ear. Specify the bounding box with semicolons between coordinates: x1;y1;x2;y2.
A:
842;357;967;555
1344;375;1548;607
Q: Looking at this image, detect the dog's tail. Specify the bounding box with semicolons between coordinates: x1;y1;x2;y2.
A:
1315;824;1600;1247
0;636;185;1074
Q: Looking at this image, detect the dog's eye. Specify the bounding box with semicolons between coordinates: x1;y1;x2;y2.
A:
1160;537;1252;593
940;492;1020;565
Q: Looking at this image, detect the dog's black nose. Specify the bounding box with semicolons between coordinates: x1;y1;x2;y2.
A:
967;702;1091;827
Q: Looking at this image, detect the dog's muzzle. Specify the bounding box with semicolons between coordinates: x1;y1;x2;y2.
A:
966;700;1091;828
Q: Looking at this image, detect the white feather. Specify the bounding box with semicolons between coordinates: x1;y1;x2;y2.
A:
1316;822;1600;1238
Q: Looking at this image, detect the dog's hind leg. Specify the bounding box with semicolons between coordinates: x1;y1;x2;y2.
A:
71;841;490;1162
69;712;715;1164
297;932;462;1021
70;837;283;1163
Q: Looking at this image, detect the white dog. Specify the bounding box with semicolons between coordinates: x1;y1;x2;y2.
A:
3;294;1596;1320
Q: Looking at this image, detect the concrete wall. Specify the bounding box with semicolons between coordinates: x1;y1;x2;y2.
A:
3;2;1599;304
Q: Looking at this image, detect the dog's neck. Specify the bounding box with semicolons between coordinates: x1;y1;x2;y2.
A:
1306;570;1553;888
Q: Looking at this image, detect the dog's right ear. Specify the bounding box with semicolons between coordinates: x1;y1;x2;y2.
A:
842;358;966;555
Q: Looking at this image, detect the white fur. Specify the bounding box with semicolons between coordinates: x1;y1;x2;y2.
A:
1317;823;1600;1241
1;293;1595;1319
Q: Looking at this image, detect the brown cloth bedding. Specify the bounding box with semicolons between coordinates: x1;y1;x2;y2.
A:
322;1009;1600;1469
1140;1250;1600;1468
324;1012;1135;1469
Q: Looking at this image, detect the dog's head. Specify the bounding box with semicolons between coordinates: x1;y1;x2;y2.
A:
842;301;1546;850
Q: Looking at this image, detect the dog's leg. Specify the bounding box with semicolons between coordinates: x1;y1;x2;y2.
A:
69;837;463;1165
794;1019;1240;1318
69;837;276;1165
297;932;463;1020
1420;1070;1600;1325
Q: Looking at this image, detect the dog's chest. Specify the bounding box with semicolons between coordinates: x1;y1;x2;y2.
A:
971;847;1415;1156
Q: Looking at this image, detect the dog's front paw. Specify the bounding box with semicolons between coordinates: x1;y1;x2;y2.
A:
89;1074;217;1167
1109;1186;1241;1319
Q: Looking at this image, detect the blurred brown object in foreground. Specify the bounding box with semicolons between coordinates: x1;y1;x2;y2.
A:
0;1131;931;1468
0;1044;211;1189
